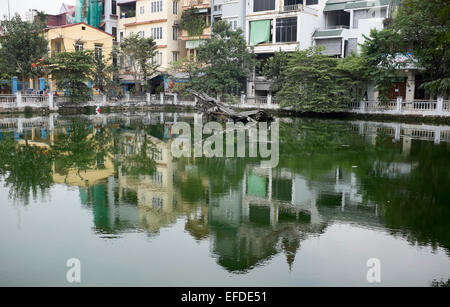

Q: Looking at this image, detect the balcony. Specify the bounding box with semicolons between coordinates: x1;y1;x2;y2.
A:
182;0;211;9
283;4;302;12
179;27;211;41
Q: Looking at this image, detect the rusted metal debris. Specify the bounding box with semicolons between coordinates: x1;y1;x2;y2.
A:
190;91;273;122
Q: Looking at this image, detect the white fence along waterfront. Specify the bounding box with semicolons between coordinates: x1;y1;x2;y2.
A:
1;92;449;117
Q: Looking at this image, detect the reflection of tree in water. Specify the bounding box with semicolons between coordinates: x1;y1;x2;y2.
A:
114;129;156;177
51;119;112;181
359;140;450;253
0;136;53;204
431;278;450;287
279;118;450;255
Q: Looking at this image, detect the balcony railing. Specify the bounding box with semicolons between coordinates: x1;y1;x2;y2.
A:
283;4;302;12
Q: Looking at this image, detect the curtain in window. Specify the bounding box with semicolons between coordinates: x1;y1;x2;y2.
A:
250;20;271;46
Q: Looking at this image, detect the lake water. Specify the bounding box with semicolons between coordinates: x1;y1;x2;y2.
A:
0;113;449;286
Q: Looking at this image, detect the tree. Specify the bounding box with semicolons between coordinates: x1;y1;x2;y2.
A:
47;50;95;102
92;46;120;98
262;51;291;93
0;14;48;93
360;0;450;99
115;34;159;94
180;7;207;37
360;28;408;102
276;47;365;112
169;56;202;95
192;21;256;99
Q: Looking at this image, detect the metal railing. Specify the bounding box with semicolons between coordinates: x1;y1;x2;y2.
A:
283;4;302;12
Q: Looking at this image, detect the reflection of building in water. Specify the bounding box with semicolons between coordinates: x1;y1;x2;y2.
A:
207;159;392;272
118;132;180;234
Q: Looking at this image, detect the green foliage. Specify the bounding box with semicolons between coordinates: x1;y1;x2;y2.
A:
51;120;104;176
115;34;158;94
184;21;256;98
360;28;407;102
180;7;207;37
0;14;48;92
393;0;450;97
0;137;53;204
276;47;366;112
262;50;291;93
48;50;95;102
93;49;120;98
360;0;450;98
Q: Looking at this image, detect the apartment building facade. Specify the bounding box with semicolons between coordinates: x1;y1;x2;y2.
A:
312;0;413;101
211;0;246;35
246;0;326;96
117;0;185;92
313;0;391;58
180;0;212;58
29;23;115;95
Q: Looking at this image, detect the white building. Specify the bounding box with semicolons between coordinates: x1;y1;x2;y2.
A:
313;0;392;58
245;0;326;96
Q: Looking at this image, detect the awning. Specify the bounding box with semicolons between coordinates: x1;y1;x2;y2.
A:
313;29;343;38
250;20;271;46
345;0;389;10
324;0;349;12
324;0;390;12
186;40;206;49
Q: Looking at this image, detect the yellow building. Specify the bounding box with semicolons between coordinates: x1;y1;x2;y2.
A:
117;0;186;90
30;23;115;95
180;0;211;58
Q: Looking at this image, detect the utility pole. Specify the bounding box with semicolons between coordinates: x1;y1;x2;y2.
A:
8;0;11;20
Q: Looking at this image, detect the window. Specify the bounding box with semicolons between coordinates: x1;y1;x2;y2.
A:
253;0;275;12
152;171;163;185
112;0;117;15
140;6;145;14
151;0;163;13
173;26;178;40
151;27;163;39
120;31;124;42
173;1;178;14
306;0;318;5
172;51;178;62
75;43;84;52
95;45;103;60
214;5;222;12
112;27;117;40
152;197;163;209
140;30;145;38
55;42;61;53
276;17;297;43
151;147;163;160
228;19;238;30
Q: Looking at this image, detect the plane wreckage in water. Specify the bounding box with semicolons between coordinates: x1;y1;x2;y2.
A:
190;91;273;123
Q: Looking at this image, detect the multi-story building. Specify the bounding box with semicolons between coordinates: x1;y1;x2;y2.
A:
180;0;212;58
211;0;246;35
29;23;115;95
245;0;326;96
99;0;119;38
313;0;392;58
117;0;185;92
312;0;411;101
